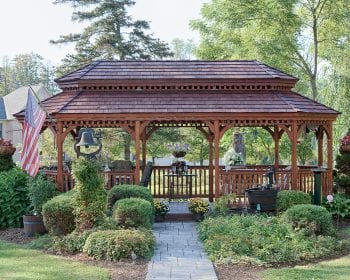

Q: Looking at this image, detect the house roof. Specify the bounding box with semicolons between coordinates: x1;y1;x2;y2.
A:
37;89;337;115
3;84;52;120
0;97;6;120
55;60;298;84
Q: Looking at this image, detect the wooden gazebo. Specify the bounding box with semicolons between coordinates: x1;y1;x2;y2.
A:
16;60;338;200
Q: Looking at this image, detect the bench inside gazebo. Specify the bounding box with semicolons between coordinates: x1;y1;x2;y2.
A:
15;60;338;201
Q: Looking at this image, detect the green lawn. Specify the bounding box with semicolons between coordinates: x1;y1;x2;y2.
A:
0;240;110;280
263;255;350;280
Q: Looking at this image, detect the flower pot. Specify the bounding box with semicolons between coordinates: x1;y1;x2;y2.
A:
23;215;46;237
246;188;278;212
0;146;16;156
194;213;204;222
155;214;166;222
340;144;350;154
172;151;186;158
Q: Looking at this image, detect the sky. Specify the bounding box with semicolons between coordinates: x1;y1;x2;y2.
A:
0;0;208;65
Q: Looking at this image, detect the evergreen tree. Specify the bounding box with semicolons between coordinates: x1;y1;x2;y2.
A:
52;0;173;75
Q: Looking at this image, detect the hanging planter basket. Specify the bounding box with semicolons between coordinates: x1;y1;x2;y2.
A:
172;151;186;158
0;146;16;156
340;144;350;154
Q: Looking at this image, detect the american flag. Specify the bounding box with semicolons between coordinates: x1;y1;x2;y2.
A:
21;89;46;176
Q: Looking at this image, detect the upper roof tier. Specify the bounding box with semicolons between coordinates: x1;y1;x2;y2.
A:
55;60;298;89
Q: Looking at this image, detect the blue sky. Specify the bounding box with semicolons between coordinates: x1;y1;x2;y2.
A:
0;0;207;64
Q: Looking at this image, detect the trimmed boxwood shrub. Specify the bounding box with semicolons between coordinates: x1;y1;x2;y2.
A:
277;190;311;212
284;204;334;235
107;184;153;209
83;229;155;261
0;168;30;228
53;229;97;254
42;193;75;236
113;198;154;229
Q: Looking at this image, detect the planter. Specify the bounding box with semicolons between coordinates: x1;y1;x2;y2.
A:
194;213;204;222
23;215;46;237
246;188;278;212
155;214;166;222
172;151;186;158
0;146;16;156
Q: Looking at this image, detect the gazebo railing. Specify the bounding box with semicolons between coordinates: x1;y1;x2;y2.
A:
42;165;332;197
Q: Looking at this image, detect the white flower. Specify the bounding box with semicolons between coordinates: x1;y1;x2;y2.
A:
326;194;333;203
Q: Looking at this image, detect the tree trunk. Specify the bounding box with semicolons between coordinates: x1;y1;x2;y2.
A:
123;133;131;160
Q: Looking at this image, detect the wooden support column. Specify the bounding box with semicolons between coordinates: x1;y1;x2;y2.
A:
56;122;64;192
327;122;333;189
141;131;147;170
214;121;220;199
208;138;214;202
135;121;141;185
273;125;280;173
317;128;324;167
291;121;298;190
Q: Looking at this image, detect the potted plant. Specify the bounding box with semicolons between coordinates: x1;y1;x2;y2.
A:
23;174;57;237
188;198;209;221
223;148;244;169
154;200;170;222
167;143;189;158
0;138;15;172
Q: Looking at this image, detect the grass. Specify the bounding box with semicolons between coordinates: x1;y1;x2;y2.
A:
263;255;350;280
0;240;110;280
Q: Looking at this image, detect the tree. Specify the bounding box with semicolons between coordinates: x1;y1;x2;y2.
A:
192;0;350;101
171;38;196;60
51;0;173;75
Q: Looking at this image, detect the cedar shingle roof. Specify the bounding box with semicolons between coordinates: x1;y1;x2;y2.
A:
55;60;297;83
39;90;337;115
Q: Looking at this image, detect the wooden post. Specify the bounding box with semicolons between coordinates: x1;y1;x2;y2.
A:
142;131;147;170
208;137;214;202
327;122;333;192
273;125;280;173
317;128;324;167
214;121;220;199
56;122;64;192
135;121;141;185
291;121;298;190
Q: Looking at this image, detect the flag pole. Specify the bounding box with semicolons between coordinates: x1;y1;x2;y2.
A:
28;85;55;127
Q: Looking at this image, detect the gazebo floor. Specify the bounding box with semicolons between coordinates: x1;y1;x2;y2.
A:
163;201;197;221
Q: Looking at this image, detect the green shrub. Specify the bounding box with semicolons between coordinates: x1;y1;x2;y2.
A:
198;215;345;265
42;194;75;236
27;175;58;215
0;154;15;172
107;184;153;209
277;190;311;212
213;194;236;215
0;168;30;228
72;158;107;232
83;229;155;261
324;194;350;219
27;234;54;250
52;229;97;254
284;204;334;235
113;198;154;229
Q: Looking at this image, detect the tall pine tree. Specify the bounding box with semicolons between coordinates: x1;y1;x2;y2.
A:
51;0;173;75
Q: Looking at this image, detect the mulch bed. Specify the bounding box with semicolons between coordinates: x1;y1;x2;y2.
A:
0;228;34;244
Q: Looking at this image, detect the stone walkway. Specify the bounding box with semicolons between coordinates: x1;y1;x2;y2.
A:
146;222;218;280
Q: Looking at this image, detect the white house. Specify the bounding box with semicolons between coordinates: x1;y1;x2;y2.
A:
0;84;52;162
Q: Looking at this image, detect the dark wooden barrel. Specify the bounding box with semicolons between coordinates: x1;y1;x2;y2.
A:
23;215;46;237
246;189;278;211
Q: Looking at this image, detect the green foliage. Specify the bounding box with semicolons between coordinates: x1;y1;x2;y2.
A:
324;194;350;219
42;194;75;236
277;190;312;212
335;149;350;191
52;0;172;75
83;229;155;261
52;229;97;254
198;215;345;265
27;175;58;215
107;184;153;210
154;200;170;216
113;198;154;229
188;198;209;214
213;194;236;215
284;204;334;235
0;168;30;228
27;234;54;250
0;154;15;172
72;158;107;232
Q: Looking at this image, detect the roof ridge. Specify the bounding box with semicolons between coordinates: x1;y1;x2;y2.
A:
58;90;84;113
54;61;101;82
256;61;298;80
